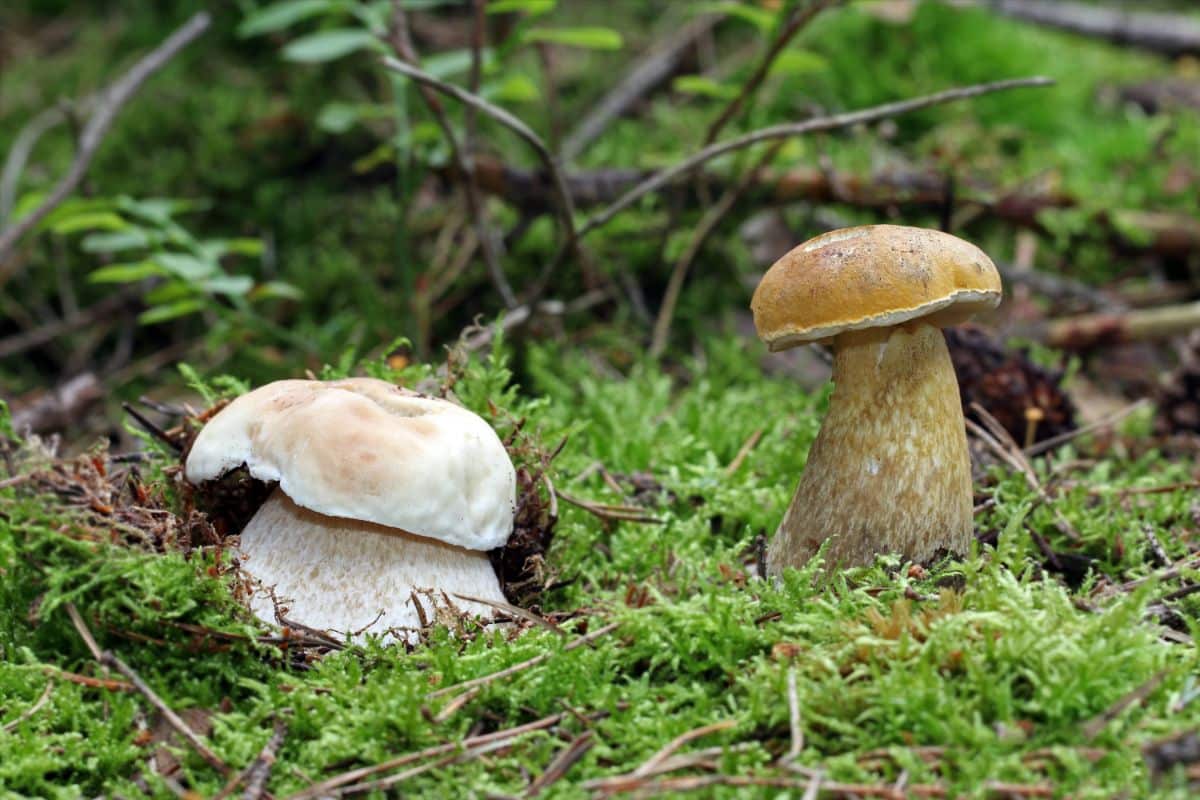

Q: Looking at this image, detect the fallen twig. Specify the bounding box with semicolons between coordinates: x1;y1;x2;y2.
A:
724;427;766;477
65;602;230;776
979;0;1200;57
578;77;1053;236
525;731;596;797
0;12;211;264
284;712;566;799
387;5;516;308
1082;670;1170;740
703;0;842;144
1024;399;1149;457
556;489;665;525
381;57;579;262
562;14;719;161
633;720;738;777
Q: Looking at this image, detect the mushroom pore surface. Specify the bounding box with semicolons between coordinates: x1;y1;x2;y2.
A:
240;488;506;641
767;322;972;573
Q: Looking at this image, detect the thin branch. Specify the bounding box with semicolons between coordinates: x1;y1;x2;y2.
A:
579;76;1054;236
562;14;719;162
2;679;54;733
387;5;517;308
381;56;579;259
65;603;230;775
703;0;842;144
0;12;211;264
649;140;783;357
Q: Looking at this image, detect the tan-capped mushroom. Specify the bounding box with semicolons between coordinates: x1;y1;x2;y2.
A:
185;378;515;641
751;225;1002;573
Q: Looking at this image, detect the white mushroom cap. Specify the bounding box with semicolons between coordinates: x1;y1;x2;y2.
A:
185;378;515;550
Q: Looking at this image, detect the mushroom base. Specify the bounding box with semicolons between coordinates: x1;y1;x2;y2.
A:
237;488;507;642
767;323;973;573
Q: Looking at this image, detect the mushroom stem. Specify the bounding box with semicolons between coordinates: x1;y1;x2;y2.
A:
237;489;506;641
767;322;972;573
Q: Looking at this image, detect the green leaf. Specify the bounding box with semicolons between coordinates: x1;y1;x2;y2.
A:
202;274;255;296
484;73;540;104
487;0;555;15
523;26;623;50
48;211;127;235
238;0;344;37
282;29;380;63
88;261;165;284
317;102;364;133
81;229;153;253
695;1;775;32
249;281;305;301
422;49;494;80
672;75;738;100
769;49;828;76
0;399;15;441
155;252;215;282
215;237;266;257
139;299;205;325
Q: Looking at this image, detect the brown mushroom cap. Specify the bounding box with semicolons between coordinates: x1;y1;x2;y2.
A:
751;225;1002;351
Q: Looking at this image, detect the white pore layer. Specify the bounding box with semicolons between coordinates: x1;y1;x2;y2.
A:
241;489;505;643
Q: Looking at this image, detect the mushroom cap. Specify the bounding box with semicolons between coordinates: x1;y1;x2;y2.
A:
751;225;1002;352
184;378;515;551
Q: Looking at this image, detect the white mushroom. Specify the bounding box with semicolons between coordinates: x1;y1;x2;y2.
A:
185;378;515;641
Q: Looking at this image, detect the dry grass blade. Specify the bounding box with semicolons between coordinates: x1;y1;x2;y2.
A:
283;713;566;799
525;731;596;797
724;427;766;477
451;592;565;636
555;489;665;524
1082;669;1170;740
2;679;53;733
427;621;620;699
633;719;738;777
1024;398;1149;456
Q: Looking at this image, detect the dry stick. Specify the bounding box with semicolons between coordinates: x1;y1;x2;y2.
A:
428;621;620;700
579;76;1053;237
0;12;211;264
555;488;666;525
41;665;134;692
431;686;480;723
525;731;596;797
979;0;1200;57
1024;399;1150;457
2;679;54;733
597;773;944;798
387;6;516;308
562;14;720;162
64;603;230;776
451;592;565;636
648;139;784;357
1082;669;1171;741
724;426;766;477
633;719;738;777
381;57;579;258
212;716;290;800
782;668;803;764
703;0;842;145
284;713;566;799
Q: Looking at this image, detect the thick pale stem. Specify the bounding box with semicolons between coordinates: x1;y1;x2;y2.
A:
767;323;972;573
237;488;506;642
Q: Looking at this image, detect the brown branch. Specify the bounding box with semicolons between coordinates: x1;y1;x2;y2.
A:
283;713;566;799
525;731;595;797
579;76;1054;235
1040;300;1200;351
983;0;1200;57
703;0;842;145
0;286;141;359
381;56;579;261
65;603;230;775
649;140;784;357
562;14;720;161
387;5;517;308
0;12;211;264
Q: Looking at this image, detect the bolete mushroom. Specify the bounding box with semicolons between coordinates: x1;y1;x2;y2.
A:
751;225;1002;573
184;378;515;640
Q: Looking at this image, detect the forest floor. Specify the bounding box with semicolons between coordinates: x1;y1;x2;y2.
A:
4;1;1200;797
